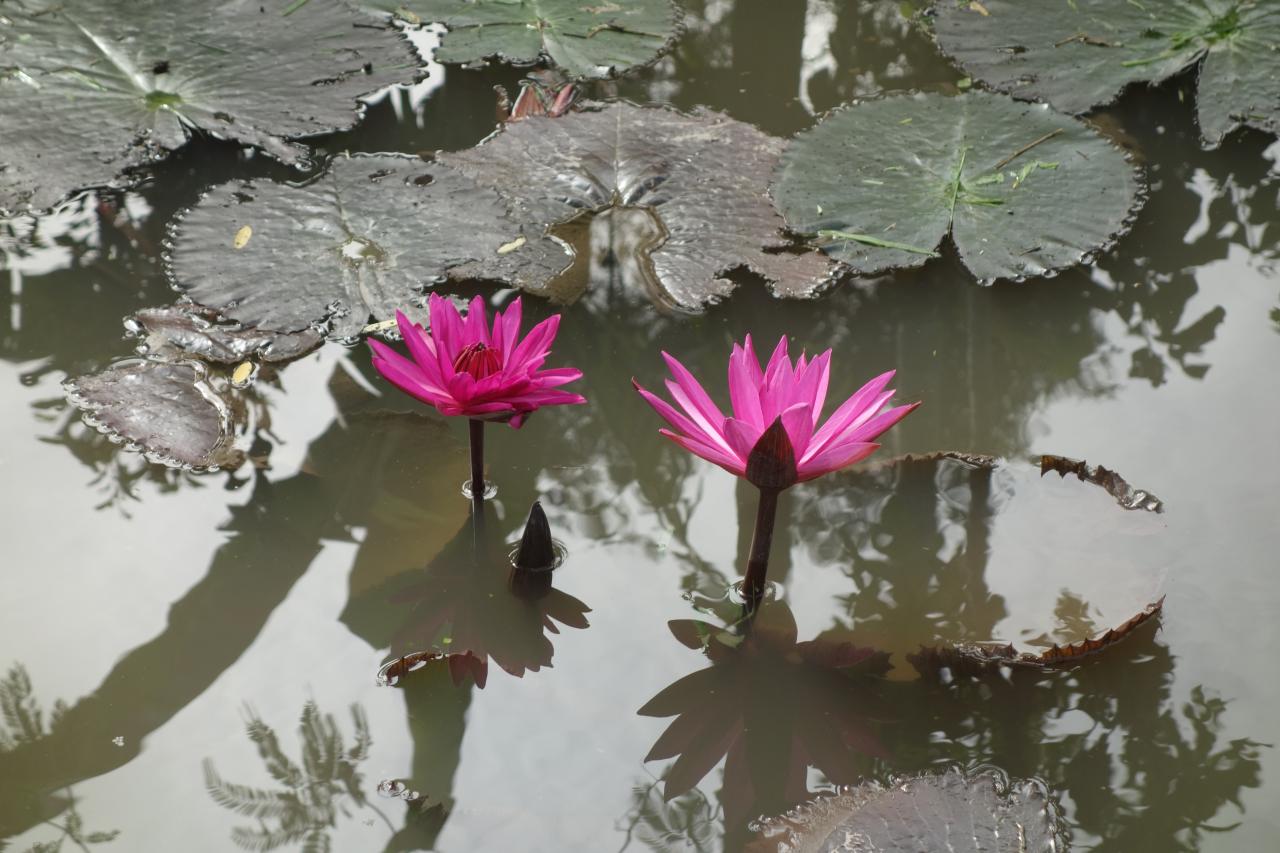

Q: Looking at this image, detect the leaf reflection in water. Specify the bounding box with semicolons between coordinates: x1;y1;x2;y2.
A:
203;702;390;853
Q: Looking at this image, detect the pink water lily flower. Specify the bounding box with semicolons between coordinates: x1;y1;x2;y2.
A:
633;334;918;490
370;294;586;428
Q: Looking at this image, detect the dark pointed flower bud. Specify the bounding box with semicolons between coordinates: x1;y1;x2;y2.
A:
514;501;557;571
745;416;798;491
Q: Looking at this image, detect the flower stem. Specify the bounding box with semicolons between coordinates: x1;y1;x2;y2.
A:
743;486;779;609
469;418;485;508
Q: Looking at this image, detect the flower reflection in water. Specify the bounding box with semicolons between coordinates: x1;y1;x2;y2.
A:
638;596;891;848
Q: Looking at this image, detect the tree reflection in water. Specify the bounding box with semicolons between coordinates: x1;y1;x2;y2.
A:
0;665;120;853
202;701;392;853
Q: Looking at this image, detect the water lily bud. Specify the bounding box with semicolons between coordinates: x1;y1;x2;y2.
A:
745;417;798;491
514;501;556;571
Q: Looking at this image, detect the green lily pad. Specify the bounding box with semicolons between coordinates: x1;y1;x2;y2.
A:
748;767;1066;853
771;91;1143;282
167;153;569;339
365;0;682;79
0;0;419;214
440;101;836;309
932;0;1280;147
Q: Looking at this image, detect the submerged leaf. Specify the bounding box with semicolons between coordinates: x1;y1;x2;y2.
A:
748;766;1066;852
440;101;836;309
933;0;1280;146
0;0;419;213
793;452;1169;674
363;0;682;79
167;154;568;338
63;359;240;469
772;91;1143;283
125;305;323;364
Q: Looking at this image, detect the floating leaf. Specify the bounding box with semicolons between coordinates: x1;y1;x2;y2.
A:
440;101;836;309
933;0;1280;146
364;0;682;79
0;0;420;214
167;154;568;338
771;91;1143;282
748;766;1066;852
63;359;240;469
791;452;1169;674
125;305;323;364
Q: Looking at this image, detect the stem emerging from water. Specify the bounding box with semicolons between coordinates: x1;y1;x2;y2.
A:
743;486;779;610
469;418;485;509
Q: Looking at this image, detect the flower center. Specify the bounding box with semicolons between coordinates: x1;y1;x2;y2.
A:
453;342;503;379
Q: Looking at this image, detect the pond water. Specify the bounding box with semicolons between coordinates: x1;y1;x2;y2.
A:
2;2;1279;851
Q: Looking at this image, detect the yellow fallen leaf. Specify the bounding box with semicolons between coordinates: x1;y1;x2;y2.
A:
497;235;527;255
233;224;252;249
970;1;990;15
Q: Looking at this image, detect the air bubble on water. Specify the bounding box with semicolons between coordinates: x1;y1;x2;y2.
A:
377;779;422;802
461;479;497;500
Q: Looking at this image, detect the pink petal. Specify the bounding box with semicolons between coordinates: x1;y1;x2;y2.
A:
427;293;463;377
798;441;881;481
665;378;734;457
803;371;896;463
660;429;747;476
508;314;561;372
395;310;445;388
741;334;763;386
760;336;793;423
661;352;730;446
779;402;814;459
721;417;762;462
633;381;710;445
462;295;490;346
808;350;833;422
496;297;523;360
530;367;583;388
836;401;921;445
727;343;764;429
370;342;450;407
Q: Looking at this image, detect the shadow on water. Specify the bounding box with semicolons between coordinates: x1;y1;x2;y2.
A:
629;594;1264;853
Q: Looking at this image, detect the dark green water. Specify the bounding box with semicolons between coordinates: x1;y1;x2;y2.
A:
2;2;1278;850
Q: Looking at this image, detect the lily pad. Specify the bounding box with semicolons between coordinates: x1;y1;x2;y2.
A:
748;767;1066;853
0;0;420;215
771;91;1143;282
791;452;1169;674
440;101;836;309
932;0;1280;147
365;0;682;79
63;358;240;469
167;154;568;339
125;305;323;364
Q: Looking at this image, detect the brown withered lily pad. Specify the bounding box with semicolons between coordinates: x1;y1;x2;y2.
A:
792;452;1169;676
439;100;837;311
125;305;323;364
167;154;569;339
747;766;1066;852
63;358;241;470
0;0;420;214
